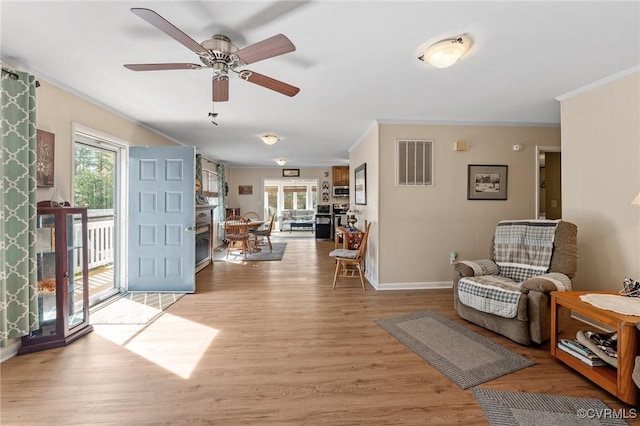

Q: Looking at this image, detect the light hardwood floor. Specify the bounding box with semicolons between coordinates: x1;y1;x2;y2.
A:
1;236;630;425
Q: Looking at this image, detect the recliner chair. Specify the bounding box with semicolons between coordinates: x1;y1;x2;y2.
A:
453;220;578;345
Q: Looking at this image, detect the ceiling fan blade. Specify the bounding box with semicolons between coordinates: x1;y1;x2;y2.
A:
234;34;295;65
213;78;229;102
124;63;202;71
131;8;207;54
240;70;300;97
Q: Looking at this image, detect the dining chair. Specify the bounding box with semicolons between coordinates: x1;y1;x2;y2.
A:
329;222;371;290
252;215;275;252
243;211;261;222
224;215;251;258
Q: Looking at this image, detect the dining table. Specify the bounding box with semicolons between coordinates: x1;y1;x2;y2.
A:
223;219;266;253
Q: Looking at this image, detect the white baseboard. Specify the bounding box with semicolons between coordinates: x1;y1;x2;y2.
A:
0;340;21;363
372;280;453;291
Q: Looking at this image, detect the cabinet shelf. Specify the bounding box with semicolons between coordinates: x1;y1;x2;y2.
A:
19;206;93;355
550;291;639;405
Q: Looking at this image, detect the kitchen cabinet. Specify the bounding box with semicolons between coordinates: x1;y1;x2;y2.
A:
19;205;93;354
332;166;350;186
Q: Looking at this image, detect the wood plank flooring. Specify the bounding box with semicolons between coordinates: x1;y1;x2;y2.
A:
1;236;631;425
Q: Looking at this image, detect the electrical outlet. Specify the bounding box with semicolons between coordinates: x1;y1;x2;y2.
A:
449;251;458;264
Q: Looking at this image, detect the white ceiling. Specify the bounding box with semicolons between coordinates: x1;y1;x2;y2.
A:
2;1;639;167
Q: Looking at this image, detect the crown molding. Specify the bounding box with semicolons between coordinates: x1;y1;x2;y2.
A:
556;65;640;101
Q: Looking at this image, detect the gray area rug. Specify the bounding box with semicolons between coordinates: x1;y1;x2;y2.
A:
473;388;629;426
213;242;287;262
91;292;184;325
375;310;535;389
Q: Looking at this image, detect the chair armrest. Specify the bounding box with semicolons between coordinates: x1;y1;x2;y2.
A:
454;259;499;277
520;272;572;294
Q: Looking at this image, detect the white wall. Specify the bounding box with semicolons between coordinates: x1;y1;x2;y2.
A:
560;71;640;291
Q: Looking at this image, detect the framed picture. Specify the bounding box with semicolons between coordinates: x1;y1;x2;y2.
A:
467;164;508;200
282;168;300;177
238;185;253;195
36;129;55;187
354;163;367;205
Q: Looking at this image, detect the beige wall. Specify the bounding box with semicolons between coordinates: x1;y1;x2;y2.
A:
377;123;561;289
225;166;335;217
35;80;180;204
561;72;640;291
349;124;380;285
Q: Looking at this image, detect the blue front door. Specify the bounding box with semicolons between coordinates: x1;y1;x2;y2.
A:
128;146;195;292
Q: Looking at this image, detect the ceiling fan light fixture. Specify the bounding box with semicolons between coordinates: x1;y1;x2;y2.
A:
419;35;471;68
261;134;280;145
275;158;287;166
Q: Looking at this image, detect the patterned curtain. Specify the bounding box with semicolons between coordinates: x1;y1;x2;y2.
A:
0;70;38;347
216;163;226;236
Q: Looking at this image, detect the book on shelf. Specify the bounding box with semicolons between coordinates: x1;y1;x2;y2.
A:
557;341;607;366
559;339;602;360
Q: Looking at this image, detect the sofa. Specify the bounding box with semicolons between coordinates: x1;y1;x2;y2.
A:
278;209;315;232
453;220;578;345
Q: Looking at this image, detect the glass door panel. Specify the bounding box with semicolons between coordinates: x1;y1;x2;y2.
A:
68;213;86;328
35;213;58;338
74;136;121;305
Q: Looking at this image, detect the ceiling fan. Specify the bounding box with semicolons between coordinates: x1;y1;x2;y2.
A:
124;8;300;102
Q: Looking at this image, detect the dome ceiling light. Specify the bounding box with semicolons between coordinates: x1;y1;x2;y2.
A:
275;158;287;166
260;133;280;145
418;35;472;68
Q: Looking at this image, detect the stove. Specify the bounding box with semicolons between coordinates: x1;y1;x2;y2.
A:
331;203;349;240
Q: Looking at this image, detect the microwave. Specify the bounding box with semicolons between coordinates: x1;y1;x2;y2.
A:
333;186;349;198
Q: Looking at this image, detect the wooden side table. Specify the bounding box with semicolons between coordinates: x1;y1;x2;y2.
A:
550;291;639;405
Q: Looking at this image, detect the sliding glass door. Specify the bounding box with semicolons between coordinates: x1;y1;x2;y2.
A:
73;133;123;305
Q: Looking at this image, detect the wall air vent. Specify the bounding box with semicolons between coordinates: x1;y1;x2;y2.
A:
396;139;433;186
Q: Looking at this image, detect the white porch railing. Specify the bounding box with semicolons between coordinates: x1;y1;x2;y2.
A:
74;211;115;271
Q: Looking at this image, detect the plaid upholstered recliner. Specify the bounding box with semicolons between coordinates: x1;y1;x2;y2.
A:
453;220;578;345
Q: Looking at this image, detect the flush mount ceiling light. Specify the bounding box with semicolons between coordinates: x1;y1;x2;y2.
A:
418;35;472;68
260;134;280;145
275;158;287;166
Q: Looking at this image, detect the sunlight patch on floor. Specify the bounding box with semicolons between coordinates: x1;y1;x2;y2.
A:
93;313;218;379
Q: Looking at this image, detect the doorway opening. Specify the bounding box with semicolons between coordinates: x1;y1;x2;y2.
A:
73;131;124;306
264;178;318;234
535;146;562;219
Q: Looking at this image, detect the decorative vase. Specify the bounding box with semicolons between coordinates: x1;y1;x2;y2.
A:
50;188;64;207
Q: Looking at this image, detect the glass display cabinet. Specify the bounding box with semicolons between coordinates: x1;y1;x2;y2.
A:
19;205;93;354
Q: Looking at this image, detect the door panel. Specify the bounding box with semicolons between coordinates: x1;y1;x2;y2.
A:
128;146;195;292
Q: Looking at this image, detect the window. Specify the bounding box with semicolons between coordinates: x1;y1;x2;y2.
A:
264;179;318;218
397;139;433;186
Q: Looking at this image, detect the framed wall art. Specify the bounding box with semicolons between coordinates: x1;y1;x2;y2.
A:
354;163;367;205
282;168;300;177
238;185;253;195
467;164;508;200
36;129;55;187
